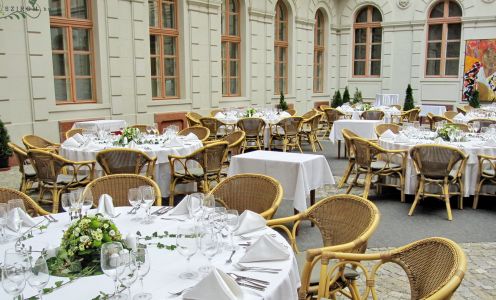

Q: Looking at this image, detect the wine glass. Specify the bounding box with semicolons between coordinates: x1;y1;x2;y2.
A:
133;245;151;300
61;193;74;221
472;121;480;133
2;250;29;300
101;242;127;300
70;189;83;218
27;254;50;300
187;193;203;220
81;191;93;216
176;224;199;279
119;251;138;300
225;209;239;250
146;125;153;135
128;188;142;221
139;186;155;224
0;204;8;243
198;227;219;274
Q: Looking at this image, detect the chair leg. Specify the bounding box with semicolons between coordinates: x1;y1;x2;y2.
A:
337;140;341;159
444;183;453;221
409;179;423;216
473;178;485;209
346;172;360;194
363;173;373;199
169;179;176;206
399;173;406;203
338;161;355;188
348;280;361;300
315;134;323;151
52;188;60;214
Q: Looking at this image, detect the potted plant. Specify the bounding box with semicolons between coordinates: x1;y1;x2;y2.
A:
278;91;288;111
331;90;342;108
352;88;363;105
342;86;350;104
403;84;415;111
0;119;12;169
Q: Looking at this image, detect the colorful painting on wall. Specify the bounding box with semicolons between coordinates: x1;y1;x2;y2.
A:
463;39;496;102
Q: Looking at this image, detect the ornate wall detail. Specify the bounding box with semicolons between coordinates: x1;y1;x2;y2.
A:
397;0;411;9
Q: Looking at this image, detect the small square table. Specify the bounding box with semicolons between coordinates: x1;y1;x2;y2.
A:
227;150;335;212
329;119;383;158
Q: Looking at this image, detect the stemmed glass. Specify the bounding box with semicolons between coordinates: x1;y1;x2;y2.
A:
81;191;93;216
472;121;480;133
2;250;30;300
27;254;50;300
133;245;151;300
139;186;155;224
187;193;203;220
225;209;239;250
0;203;9;243
176;223;199;279
101;242;127;300
61;193;74;221
128;188;142;221
198;227;219;274
118;251;138;300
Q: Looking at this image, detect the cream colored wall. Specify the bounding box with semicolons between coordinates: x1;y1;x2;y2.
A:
0;0;495;143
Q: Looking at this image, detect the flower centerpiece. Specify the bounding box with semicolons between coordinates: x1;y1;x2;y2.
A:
245;107;256;117
115;127;140;146
437;123;458;141
47;214;122;277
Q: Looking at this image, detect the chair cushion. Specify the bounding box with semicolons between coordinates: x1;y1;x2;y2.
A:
175;167;204;178
371;161;401;170
483;169;495;177
56;174;88;184
295;252;360;284
24;165;36;177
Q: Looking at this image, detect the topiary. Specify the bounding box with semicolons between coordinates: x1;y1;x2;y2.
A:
342;86;350;104
352;88;363;104
278;91;288;111
331;90;342;108
403;84;415;111
0;119;12;168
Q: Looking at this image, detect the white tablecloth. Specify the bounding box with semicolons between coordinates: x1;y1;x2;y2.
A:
329;120;383;142
0;207;300;300
217;116;281;148
380;139;496;196
59;139;203;197
73;120;127;133
419;105;447;117
374;94;400;106
337;106;401;121
227;151;335;212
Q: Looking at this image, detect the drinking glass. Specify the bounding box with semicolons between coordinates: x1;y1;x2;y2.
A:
61;193;74;221
187;193;203;220
201;195;216;220
176;224;199;279
139;186;155;224
128;188;142;220
0;203;9;243
119;251;138;299
146;125;153;135
101;242;127;300
70;189;83;218
225;209;239;250
472;121;480;133
2;250;29;300
81;191;93;216
27;254;50;300
198;227;218;273
133;245;151;300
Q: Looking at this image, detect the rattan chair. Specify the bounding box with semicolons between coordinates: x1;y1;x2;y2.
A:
210;109;224;117
221;130;245;157
347;137;407;202
236;117;266;151
456;106;467;115
22;135;60;153
390;104;402;110
286;109;297;116
8;142;37;193
427;113;452;130
316;237;466;300
168;141;229;206
267;194;380;299
443;111;459;120
409;145;467;221
337;129;360;188
268;116;304;152
397;108;421;124
374;123;400;137
200;117;232;140
319;104;331;111
467;118;496;131
65;128;84;139
322;108;345;137
186;112;202;127
361;110;385;120
300;113;323;152
301;110;319;120
463;105;472;112
177;126;210;142
83;174;162;207
28;149;95;213
130;124;148;133
0;188;50;217
208;173;283;219
96;148;157;179
473;154;496;209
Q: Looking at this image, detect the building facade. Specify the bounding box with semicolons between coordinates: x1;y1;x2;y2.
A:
0;0;495;143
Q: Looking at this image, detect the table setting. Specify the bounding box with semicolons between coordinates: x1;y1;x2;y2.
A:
452;109;496;123
0;190;299;300
336;103;401;121
72;120;128;134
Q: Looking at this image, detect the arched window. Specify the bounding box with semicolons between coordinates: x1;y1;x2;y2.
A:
426;0;462;77
353;6;382;77
149;0;179;99
274;0;288;94
314;9;325;93
222;0;241;96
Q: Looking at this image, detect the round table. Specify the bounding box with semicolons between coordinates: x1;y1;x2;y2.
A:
0;207;300;300
59;137;203;197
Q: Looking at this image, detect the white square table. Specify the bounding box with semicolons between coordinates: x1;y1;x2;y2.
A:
329;119;383;158
227;150;335;212
419;105;447;117
374;94;400;106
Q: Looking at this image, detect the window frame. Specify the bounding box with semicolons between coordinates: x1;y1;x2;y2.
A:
425;0;462;78
50;0;96;104
313;9;325;93
149;0;180;100
274;0;288;95
221;0;241;97
352;5;382;78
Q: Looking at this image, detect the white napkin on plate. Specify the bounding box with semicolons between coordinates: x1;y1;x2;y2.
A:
183;268;243;300
214;112;226;119
7;207;36;231
234;210;266;236
168;195;190;215
62;137;80;148
164;136;184;147
279;111;291;118
484;136;496;147
97;194;115;217
184;133;199;141
72;133;86;144
394;132;410;143
380;129;397;139
238;234;289;263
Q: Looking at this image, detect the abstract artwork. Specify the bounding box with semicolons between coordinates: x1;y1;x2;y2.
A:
463;39;496;102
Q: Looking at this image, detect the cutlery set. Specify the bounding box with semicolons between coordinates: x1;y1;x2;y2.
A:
43;215;58;223
227;273;270;291
152;206;173;216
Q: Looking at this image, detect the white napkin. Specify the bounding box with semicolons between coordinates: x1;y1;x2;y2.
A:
253;112;263;118
97;194;115;217
239;234;289;263
7;207;36;231
184;133;199;141
394;132;410;143
389;107;400;113
164;136;184;147
183;268;243;300
168;196;190;215
279;111;291;118
215;112;226;119
72;133;86;144
234;210;266;236
453;113;466;121
484;136;496;147
434;137;444;144
380;129;397;139
127;141;138;149
62;137;80;148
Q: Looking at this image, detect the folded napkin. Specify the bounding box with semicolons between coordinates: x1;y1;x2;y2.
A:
7;207;36;231
394;132;410;143
389;107;400;113
453;113;466;121
97;194;115;217
279;111;291;118
380;129;397;139
72;133;86;144
62;137;80;148
164;136;184;147
238;234;289;263
168;195;190;215
434;137;444;144
183;268;242;300
484;136;496;147
215;112;226;119
234;210;266;236
127;141;138;149
184;133;199;141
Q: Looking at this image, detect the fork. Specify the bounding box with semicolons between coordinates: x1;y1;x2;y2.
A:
225;249;236;264
168;287;191;296
47;215;58;222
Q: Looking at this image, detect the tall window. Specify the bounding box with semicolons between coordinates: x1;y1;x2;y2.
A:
353;6;382;77
426;0;462;77
313;9;325;93
274;0;288;94
149;0;179;99
49;0;95;103
221;0;241;97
